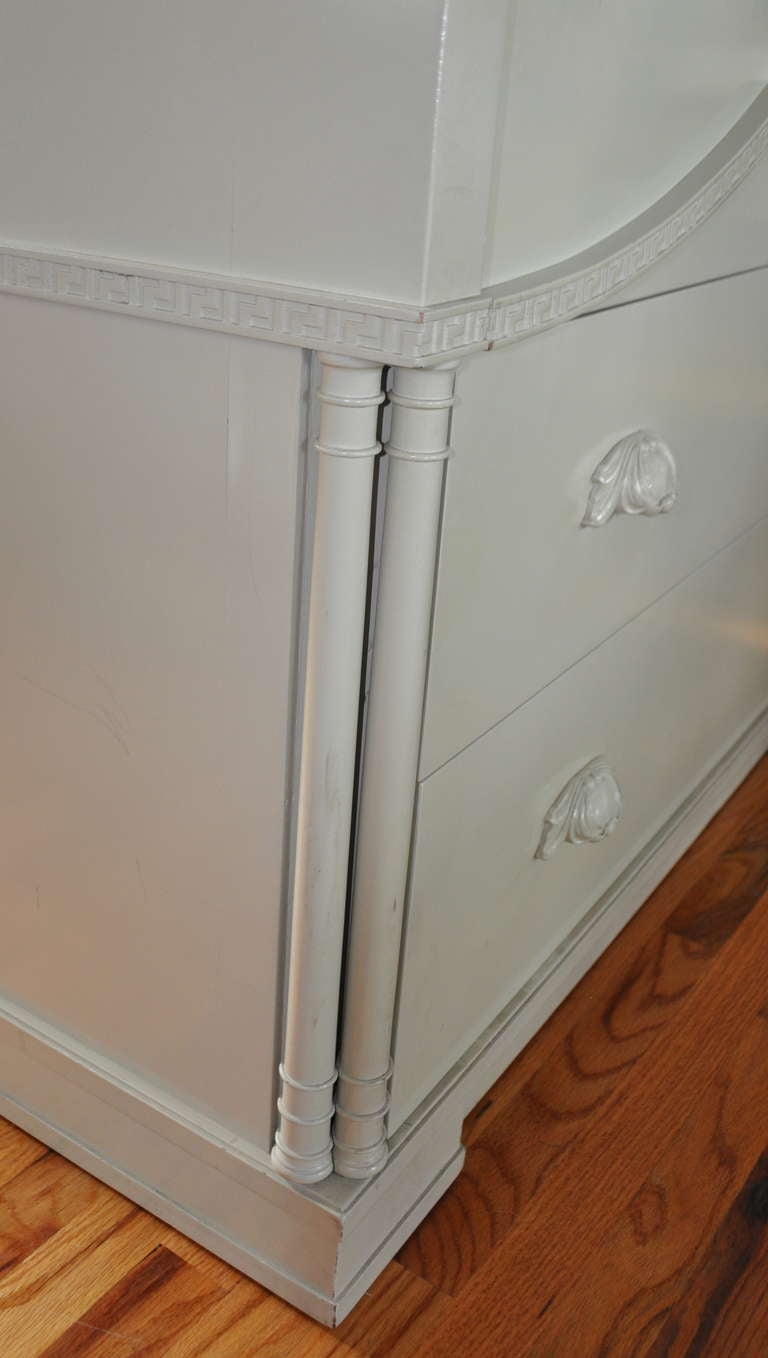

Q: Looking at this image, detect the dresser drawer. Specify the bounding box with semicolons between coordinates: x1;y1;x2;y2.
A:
390;517;768;1129
421;268;768;777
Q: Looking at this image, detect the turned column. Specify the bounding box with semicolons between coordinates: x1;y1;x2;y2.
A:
271;353;384;1185
333;361;458;1178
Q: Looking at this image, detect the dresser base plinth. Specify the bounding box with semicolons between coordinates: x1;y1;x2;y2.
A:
1;704;766;1324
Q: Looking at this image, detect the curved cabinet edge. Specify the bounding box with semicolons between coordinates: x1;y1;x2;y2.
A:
0;86;765;367
484;84;768;351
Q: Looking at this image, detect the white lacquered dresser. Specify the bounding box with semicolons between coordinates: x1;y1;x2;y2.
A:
1;0;767;1325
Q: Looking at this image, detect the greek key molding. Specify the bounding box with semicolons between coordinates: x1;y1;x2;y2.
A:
1;88;766;366
0;248;491;366
488;88;768;347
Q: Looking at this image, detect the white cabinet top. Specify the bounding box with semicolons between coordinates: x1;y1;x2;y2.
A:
0;0;506;306
0;1;766;350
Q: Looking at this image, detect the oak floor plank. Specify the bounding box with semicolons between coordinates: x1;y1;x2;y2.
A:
641;1149;768;1358
419;885;768;1357
0;1208;165;1353
37;1245;225;1357
525;1006;768;1356
0;1122;48;1194
162;1282;357;1358
334;1261;450;1358
44;1324;137;1358
0;1154;113;1279
141;1221;246;1296
399;761;768;1294
0;1186;134;1306
159;1280;273;1358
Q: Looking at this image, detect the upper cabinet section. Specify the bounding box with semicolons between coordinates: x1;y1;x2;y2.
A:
484;0;768;287
0;0;507;307
0;1;766;312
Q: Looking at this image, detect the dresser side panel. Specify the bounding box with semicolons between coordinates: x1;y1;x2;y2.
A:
0;297;305;1148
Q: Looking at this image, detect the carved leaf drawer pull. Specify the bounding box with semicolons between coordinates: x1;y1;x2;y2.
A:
535;757;623;860
582;430;678;527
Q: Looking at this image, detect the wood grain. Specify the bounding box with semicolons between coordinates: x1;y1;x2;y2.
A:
655;1151;768;1357
460;749;768;1149
38;1245;220;1357
335;1263;449;1358
1;756;768;1356
399;761;768;1294
525;1006;768;1356
0;1155;104;1278
419;886;768;1358
0;1122;48;1193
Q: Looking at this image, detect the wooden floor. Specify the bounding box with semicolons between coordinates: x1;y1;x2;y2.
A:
4;759;768;1356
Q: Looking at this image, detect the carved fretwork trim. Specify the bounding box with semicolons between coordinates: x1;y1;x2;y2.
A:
1;88;766;365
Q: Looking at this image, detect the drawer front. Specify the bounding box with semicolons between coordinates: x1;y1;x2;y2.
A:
390;517;768;1129
421;268;768;777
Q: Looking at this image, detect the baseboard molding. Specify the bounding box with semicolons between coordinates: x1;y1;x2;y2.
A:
0;1071;464;1326
0;1000;464;1324
0;1085;339;1322
0;704;765;1325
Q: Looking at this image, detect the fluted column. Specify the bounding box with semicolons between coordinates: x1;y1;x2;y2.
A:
333;361;458;1179
271;354;384;1185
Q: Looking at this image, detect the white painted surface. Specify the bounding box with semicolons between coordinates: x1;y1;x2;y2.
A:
0;87;766;366
581;431;678;527
272;356;383;1185
0;982;465;1324
587;147;768;310
419;0;510;304
484;0;768;285
0;296;305;1148
1;2;766;314
0;0;766;1315
391;518;768;1129
0;0;506;307
534;757;624;860
1;696;765;1321
422;268;768;777
388;702;768;1136
334;364;457;1179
